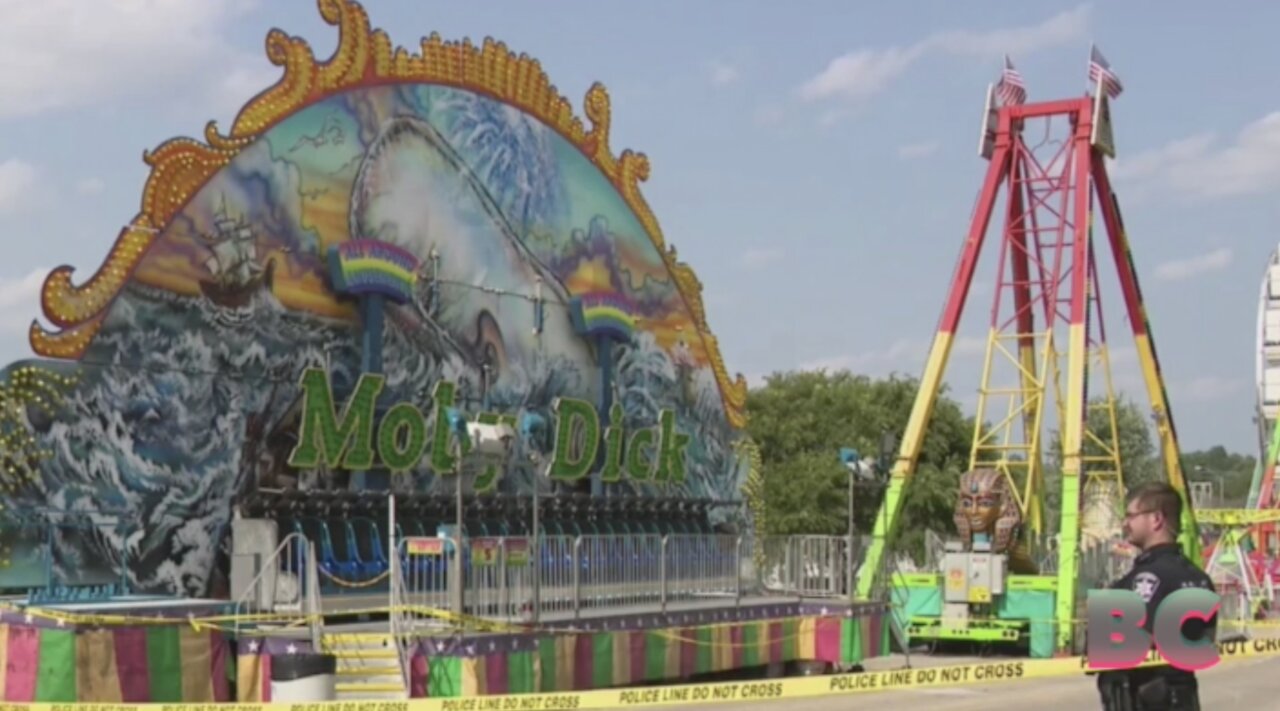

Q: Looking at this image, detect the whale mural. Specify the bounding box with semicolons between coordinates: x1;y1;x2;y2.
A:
0;0;753;597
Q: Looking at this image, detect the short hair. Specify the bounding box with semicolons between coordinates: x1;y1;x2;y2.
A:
1127;482;1182;534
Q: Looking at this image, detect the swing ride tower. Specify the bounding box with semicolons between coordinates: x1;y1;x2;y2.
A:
854;72;1201;656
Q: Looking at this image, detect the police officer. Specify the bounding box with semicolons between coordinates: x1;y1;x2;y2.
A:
1097;482;1216;710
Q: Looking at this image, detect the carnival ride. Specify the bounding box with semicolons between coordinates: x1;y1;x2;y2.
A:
1196;503;1280;624
1193;262;1280;620
852;73;1204;658
9;0;1277;700
1254;245;1280;460
1182;249;1280;625
0;0;902;702
1248;248;1280;555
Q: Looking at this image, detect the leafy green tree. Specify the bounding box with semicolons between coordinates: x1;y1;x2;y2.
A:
1041;395;1160;531
745;369;1258;565
1182;446;1257;508
1041;397;1256;525
745;370;973;562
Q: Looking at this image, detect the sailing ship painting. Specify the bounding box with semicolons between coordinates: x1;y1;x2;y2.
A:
198;198;276;309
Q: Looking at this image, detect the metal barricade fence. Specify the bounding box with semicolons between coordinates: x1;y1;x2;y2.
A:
395;533;748;621
537;535;577;615
577;534;664;609
464;537;534;620
666;534;739;601
232;532;313;638
754;535;851;598
396;536;453;617
0;511;137;602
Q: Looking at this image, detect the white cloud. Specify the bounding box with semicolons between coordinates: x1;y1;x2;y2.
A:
0;160;38;214
799;45;925;103
800;338;921;373
802;334;989;375
1112;112;1280;199
0;0;262;120
708;60;739;87
1153;248;1232;281
739;247;784;270
925;6;1093;57
75;177;106;196
899;142;940;159
798;5;1090;104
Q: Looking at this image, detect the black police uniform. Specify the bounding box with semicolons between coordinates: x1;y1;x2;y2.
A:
1096;542;1216;710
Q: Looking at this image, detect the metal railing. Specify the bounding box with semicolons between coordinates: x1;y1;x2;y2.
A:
305;540;323;651
0;511;136;602
395;533;748;623
397;536;455;619
389;548;414;692
232;532;321;644
756;535;852;598
236;529;908;631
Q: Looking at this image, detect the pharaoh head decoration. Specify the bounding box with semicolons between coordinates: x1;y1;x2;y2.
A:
954;468;1023;554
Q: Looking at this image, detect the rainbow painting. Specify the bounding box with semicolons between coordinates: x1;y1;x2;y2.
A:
570;293;638;343
328;240;421;305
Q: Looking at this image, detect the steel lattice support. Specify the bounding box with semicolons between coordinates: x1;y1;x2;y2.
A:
1251;415;1280;553
1200;508;1280;619
855;91;1201;655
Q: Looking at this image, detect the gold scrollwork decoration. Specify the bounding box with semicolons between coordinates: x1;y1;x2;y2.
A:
31;0;748;428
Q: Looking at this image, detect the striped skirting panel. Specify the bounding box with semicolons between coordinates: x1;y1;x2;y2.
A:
0;623;229;702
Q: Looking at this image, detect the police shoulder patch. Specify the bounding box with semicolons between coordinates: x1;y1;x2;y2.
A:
1132;571;1160;602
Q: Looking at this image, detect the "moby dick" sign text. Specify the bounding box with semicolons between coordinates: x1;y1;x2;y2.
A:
285;368;689;487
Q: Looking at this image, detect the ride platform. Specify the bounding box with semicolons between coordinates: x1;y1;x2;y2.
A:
0;595;235;703
236;598;891;701
892;574;1057;657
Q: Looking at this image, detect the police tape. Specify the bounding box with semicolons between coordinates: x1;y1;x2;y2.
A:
2;637;1280;711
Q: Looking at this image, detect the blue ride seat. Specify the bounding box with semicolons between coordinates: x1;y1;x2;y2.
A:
349;517;387;579
333;519;381;580
299;516;358;583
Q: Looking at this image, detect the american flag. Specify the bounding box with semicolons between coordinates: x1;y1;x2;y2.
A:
1089;45;1124;98
996;55;1026;106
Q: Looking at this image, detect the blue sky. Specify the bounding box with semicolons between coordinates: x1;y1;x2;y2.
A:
1;1;1279;458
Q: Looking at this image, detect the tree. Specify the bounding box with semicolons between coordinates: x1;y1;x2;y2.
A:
1182;446;1256;508
744;370;1259;565
1048;395;1159;479
1041;395;1160;530
745;370;973;563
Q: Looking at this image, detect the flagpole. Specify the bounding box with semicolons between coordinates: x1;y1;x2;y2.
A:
1090;78;1104;147
1087;43;1095;95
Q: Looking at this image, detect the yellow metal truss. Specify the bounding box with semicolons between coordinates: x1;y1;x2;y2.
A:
970;328;1055;541
1079;343;1125;539
969;308;1127;561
